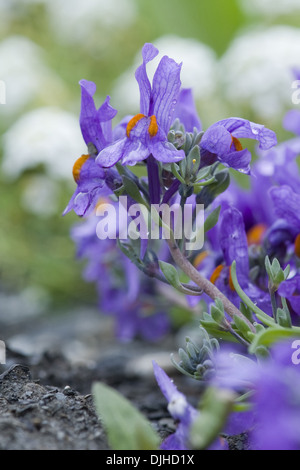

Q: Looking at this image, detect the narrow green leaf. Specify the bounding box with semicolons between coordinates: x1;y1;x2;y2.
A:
272;258;281;277
113;185;125;197
117;239;141;267
158;260;182;288
92;382;159;450
190;387;235;450
186;145;200;177
283;265;291;279
195;167;211;182
211;305;225;325
192;131;204;147
122;176;150;210
273;270;285;286
215;298;224;313
265;256;272;279
179;158;187;180
276;308;292;328
184;132;193;154
158;260;200;295
193;176;217;190
204;206;221;233
230;261;276;327
249;327;300;354
171;162;186;184
254;323;265;334
200;320;239;343
233;315;252;337
240;302;254;322
255;346;271;360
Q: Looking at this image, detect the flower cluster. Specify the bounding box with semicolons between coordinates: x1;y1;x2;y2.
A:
64;42;300;450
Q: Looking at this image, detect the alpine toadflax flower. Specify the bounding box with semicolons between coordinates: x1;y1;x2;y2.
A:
200;118;277;174
63;80;121;216
96;43;185;167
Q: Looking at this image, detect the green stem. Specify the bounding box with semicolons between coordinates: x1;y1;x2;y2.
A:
230;261;275;327
269;287;278;322
166;238;256;332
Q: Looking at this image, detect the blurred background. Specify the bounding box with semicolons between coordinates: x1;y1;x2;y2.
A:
1;0;300;345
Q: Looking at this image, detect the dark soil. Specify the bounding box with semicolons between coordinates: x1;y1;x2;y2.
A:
0;307;245;450
0;307;199;450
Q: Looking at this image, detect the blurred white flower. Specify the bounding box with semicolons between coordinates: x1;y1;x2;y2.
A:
112;35;218;117
220;26;300;121
239;0;300;18
2;107;84;180
22;175;60;217
46;0;137;45
0;35;66;116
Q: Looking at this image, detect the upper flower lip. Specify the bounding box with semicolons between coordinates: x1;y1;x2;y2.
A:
64;80;119;217
79;79;117;153
135;43;183;135
96;43;185;167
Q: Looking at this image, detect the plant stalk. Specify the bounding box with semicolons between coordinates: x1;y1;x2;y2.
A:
166;238;256;333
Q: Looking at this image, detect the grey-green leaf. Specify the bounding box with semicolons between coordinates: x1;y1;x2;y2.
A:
204;205;221;233
249;327;300;354
158;260;182;290
92;382;159;450
122;176;149;209
190;387;234;450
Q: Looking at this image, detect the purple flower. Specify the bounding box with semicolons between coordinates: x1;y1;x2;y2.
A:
210;137;300;237
278;276;300;316
79;79;117;152
152;361;199;450
209;207;271;315
267;184;300;260
214;341;300;450
96;43;185;167
153;361;230;450
63;158;118;217
200;118;277;174
174;88;202;132
269;185;300;238
63;80;119;216
219;207;249;286
283;107;300;139
71;214;170;342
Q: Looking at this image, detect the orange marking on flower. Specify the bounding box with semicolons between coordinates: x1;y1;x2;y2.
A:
148;115;158;138
210;264;224;285
95;197;110;212
72;154;90;183
247;223;267;246
231;135;243;152
126;113;146;137
295;233;300;258
229;266;235;291
193;251;209;268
